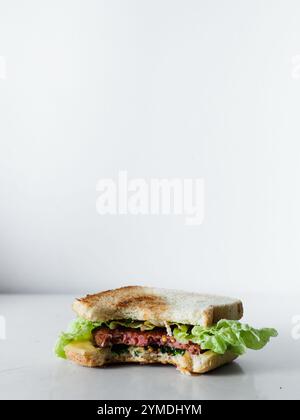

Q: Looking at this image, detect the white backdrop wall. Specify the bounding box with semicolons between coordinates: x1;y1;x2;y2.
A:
0;0;300;294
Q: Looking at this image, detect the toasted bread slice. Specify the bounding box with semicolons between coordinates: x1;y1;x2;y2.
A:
72;286;243;327
64;341;237;374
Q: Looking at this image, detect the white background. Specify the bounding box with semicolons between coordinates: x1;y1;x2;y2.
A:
1;0;300;296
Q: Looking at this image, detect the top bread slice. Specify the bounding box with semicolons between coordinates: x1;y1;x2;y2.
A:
72;286;243;327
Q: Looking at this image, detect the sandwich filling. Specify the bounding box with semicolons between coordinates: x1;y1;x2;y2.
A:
55;317;277;360
93;327;202;355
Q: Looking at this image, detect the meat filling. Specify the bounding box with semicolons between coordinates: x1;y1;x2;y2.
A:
93;327;201;355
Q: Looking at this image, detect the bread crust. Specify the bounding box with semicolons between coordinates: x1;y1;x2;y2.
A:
64;341;237;374
72;286;243;327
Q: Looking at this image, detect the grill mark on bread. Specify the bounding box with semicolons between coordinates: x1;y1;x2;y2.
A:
76;287;168;319
116;295;165;308
76;286;146;307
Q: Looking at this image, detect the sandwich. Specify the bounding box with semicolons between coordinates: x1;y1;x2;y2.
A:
55;286;277;374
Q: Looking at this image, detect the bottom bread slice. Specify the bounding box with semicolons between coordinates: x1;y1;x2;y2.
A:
64;341;237;374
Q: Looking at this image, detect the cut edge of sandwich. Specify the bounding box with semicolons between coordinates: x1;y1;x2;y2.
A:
72;285;243;327
64;341;238;375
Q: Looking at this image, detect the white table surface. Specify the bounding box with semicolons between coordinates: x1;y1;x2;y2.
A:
0;293;299;400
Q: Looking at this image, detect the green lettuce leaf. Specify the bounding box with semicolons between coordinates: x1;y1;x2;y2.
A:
173;320;278;355
105;319;156;331
55;317;102;358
